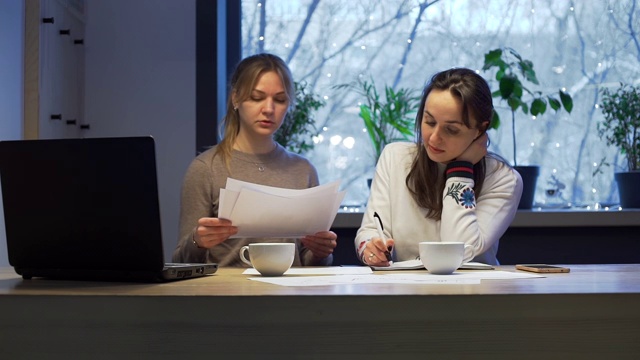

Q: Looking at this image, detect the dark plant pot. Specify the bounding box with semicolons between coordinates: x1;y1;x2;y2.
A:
514;165;540;210
615;171;640;208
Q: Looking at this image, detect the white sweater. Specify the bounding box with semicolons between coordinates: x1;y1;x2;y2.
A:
355;142;523;265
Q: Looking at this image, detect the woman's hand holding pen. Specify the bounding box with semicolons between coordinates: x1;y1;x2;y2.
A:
363;237;395;266
193;217;238;248
366;211;394;266
301;231;337;259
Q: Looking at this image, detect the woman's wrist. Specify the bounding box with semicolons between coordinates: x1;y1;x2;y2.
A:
357;239;370;264
445;161;473;179
192;233;203;249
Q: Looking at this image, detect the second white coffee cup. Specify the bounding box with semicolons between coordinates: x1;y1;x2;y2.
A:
419;242;471;275
239;243;295;276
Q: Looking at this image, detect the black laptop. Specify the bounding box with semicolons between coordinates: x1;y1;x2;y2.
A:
0;136;217;282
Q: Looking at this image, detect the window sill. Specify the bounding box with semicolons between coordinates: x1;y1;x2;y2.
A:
332;208;640;229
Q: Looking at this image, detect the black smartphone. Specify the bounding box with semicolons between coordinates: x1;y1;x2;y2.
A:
515;264;570;273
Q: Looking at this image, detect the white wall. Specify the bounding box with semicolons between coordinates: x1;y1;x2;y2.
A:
0;0;24;266
0;0;195;266
84;0;196;261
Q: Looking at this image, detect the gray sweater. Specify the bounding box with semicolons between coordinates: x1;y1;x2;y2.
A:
172;144;332;267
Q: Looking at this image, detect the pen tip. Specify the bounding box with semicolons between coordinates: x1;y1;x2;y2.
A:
384;251;392;262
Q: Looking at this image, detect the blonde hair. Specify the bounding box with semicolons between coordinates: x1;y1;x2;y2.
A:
214;53;295;170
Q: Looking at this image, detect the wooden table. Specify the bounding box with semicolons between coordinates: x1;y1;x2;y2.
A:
1;265;639;359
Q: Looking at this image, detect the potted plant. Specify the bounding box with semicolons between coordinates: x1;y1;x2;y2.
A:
482;47;573;209
275;81;326;154
598;83;640;208
336;78;420;187
356;79;420;165
353;78;421;187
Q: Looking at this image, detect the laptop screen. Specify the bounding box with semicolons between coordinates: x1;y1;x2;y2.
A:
0;137;166;274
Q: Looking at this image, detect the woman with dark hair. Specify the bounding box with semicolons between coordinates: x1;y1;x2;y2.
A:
173;53;337;266
356;68;522;266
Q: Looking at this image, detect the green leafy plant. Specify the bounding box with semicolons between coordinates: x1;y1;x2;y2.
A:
482;47;573;166
275;81;325;154
337;78;420;165
598;83;640;171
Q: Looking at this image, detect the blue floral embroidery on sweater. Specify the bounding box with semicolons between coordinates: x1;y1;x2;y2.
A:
460;188;476;208
445;182;476;209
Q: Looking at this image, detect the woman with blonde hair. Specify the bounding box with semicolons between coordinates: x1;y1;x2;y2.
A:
173;53;337;266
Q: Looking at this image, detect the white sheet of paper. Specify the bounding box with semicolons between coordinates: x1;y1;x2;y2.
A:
242;267;373;276
382;270;543;280
226;178;341;196
218;178;345;238
228;191;339;237
249;275;481;286
247;271;543;287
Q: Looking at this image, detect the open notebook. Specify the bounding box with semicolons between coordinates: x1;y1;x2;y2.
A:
0;136;217;282
372;259;494;271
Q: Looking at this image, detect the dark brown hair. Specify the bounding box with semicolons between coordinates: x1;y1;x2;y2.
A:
405;68;494;219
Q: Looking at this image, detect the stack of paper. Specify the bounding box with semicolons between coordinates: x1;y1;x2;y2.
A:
218;178;345;238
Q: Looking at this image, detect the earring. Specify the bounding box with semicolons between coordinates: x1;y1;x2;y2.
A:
233;105;238;111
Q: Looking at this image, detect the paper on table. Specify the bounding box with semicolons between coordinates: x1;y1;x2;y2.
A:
371;259;494;271
249;270;542;287
383;271;543;280
250;275;481;286
219;179;345;238
243;267;373;276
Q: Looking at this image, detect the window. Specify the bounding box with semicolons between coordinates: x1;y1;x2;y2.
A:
240;0;639;209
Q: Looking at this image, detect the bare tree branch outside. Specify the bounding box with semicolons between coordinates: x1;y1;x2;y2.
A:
241;0;640;208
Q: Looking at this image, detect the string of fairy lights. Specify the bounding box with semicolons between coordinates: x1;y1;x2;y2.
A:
246;1;627;209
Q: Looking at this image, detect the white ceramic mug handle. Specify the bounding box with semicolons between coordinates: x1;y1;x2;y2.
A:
239;245;252;267
463;244;474;262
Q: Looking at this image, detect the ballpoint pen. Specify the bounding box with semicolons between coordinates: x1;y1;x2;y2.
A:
373;212;393;262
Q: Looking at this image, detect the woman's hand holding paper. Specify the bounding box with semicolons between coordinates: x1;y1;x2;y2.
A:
193;217;238;248
301;231;338;259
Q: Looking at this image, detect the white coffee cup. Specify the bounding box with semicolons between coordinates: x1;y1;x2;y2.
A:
419;242;472;275
239;243;295;276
